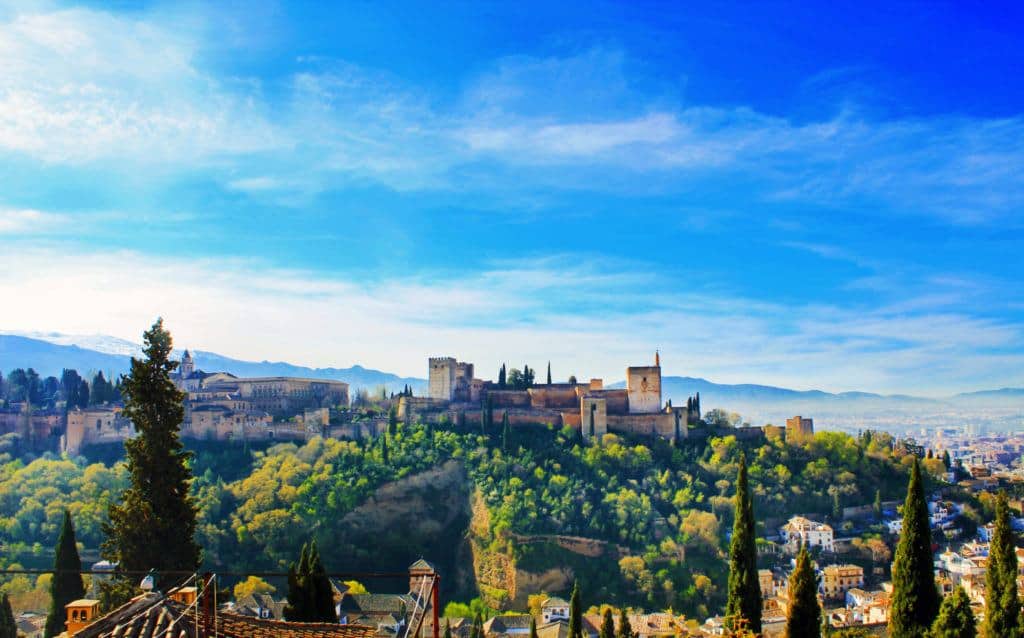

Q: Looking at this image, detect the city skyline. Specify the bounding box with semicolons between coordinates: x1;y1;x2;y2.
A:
1;2;1022;395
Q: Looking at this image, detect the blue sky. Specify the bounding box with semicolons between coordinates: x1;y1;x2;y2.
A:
0;0;1022;395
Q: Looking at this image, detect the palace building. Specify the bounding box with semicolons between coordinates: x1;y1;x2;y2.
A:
402;352;689;441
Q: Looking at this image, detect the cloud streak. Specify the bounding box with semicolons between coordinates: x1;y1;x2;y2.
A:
0;6;1021;225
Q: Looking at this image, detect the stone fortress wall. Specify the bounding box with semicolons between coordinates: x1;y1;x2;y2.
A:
407;352;691;443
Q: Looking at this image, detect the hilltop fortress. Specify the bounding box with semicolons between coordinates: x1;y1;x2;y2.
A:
399;353;697;441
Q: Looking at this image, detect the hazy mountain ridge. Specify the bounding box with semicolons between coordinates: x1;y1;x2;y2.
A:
0;334;425;395
3;332;1022;415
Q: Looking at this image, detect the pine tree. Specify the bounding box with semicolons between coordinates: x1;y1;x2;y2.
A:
498;364;506;389
942;450;952;471
785;545;820;638
0;594;16;638
726;455;761;633
45;510;85;638
889;458;940;638
599;608;614;638
984;490;1020;638
90;371;108;405
102;319;200;588
569;581;583;638
547;362;552;385
930;586;975;638
616;609;632;638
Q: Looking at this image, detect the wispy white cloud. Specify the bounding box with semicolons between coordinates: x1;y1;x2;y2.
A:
1;5;1021;225
0;208;67;233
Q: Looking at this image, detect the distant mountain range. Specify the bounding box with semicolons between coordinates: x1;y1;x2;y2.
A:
2;332;1022;418
0;333;426;395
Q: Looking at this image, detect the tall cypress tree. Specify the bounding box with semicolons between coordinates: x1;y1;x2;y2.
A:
498;364;506;389
45;510;85;638
529;617;538;638
599;608;614;638
931;586;975;638
726;455;761;633
984;490;1020;638
889;458;940;638
785;545;820;638
102;319;200;586
285;543;312;621
446;620;454;638
0;594;16;638
469;613;482;638
307;541;337;622
502;411;511;453
569;581;583;638
616;609;632;638
546;362;552;385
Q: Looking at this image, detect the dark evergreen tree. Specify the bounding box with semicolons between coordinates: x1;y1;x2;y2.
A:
102;319;201;589
388;406;399;436
529;617;538;638
77;379;90;409
283;541;336;622
874;489;883;519
569;581;583;638
90;371;109;405
502;411;510;453
469;613;483;638
307;541;337;622
785;545;820;638
616;608;632;638
889;458;940;638
985;490;1020;638
942;450;952;471
498;364;506;389
45;510;85;638
599;608;614;638
547;362;552;385
930;585;975;638
446;620;453;638
381;434;390;464
0;594;15;638
726;455;761;633
285;543;312;621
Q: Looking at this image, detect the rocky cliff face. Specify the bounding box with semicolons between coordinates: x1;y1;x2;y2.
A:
328;458;613;609
327;459;476;599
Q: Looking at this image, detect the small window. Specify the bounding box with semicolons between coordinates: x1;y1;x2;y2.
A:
96;419;102;430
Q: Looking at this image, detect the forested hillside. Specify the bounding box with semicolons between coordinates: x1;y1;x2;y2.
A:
0;421;923;619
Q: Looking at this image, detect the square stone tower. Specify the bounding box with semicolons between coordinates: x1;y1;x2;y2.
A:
627;352;662;414
580;397;607;440
428;357;457;400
